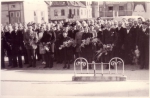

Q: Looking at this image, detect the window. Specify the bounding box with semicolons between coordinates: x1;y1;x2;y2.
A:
10;12;14;17
11;5;15;8
16;12;20;17
74;9;76;15
108;6;113;11
119;6;124;10
99;7;102;11
61;9;65;16
54;9;58;16
34;11;36;16
41;11;44;16
77;9;79;16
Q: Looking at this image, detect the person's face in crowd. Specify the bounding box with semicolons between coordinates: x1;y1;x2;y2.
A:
14;25;18;31
126;23;130;30
142;24;147;29
73;26;77;30
28;26;33;32
138;18;142;25
64;27;69;32
40;26;44;32
37;24;41;29
118;21;122;27
63;32;68;38
53;26;56;31
129;22;133;27
54;21;57;24
1;25;4;32
84;27;88;33
90;25;94;31
134;21;138;26
33;24;37;30
107;22;111;28
18;26;23;30
114;21;118;27
57;25;60;30
8;26;13;32
4;26;9;32
46;25;50;31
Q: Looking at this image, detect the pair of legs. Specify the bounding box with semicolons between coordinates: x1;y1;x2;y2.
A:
44;51;53;68
12;46;23;68
27;49;36;67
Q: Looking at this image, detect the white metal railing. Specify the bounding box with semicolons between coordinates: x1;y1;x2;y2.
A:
74;57;124;76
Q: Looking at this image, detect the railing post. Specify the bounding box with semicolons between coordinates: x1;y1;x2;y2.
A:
80;58;82;74
87;62;89;74
101;62;103;76
109;63;111;74
93;61;96;77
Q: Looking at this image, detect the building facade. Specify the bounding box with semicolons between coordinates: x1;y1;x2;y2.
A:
1;1;48;25
48;1;92;21
99;1;150;18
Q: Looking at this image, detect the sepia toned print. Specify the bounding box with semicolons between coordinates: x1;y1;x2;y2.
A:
1;1;149;97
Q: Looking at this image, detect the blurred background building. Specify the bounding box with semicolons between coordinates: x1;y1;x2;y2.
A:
1;1;150;24
1;0;48;25
99;1;150;18
46;1;92;21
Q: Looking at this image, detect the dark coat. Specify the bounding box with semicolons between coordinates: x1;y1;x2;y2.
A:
68;29;79;39
81;32;93;59
40;30;56;52
11;30;24;47
61;36;73;61
103;28;117;45
115;27;125;47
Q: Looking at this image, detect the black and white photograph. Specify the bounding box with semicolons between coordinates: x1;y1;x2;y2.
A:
1;0;149;98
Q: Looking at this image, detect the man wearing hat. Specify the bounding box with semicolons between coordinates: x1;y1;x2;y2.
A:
68;22;79;61
136;22;149;69
24;23;38;68
11;24;24;68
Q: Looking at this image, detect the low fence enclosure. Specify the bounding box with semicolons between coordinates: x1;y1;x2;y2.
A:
73;57;127;81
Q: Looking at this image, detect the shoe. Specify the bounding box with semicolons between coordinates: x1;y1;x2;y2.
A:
49;66;53;68
24;62;29;64
63;65;67;69
27;65;32;68
33;65;36;68
42;61;46;65
140;66;144;69
19;66;23;68
67;65;70;69
44;66;49;68
11;66;17;68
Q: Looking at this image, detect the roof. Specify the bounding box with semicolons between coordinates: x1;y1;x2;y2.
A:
51;1;85;7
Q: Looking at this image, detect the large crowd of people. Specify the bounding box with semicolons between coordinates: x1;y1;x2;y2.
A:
1;17;149;70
